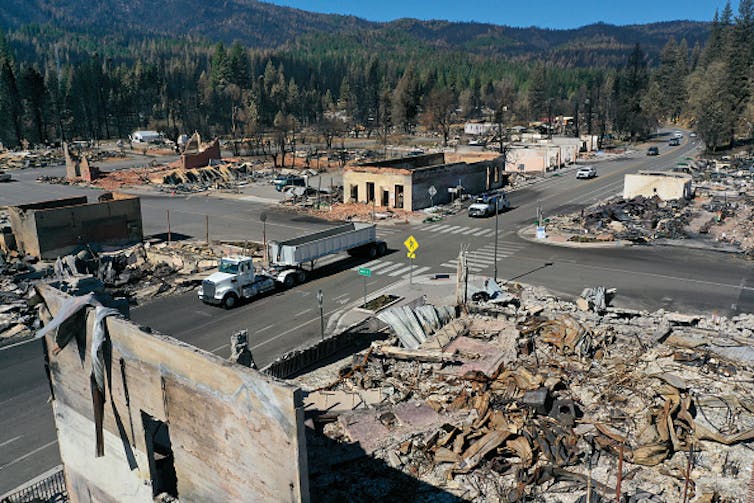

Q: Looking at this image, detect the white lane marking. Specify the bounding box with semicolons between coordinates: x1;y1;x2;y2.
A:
367;261;397;272
556;260;754;292
387;265;414;277
0;440;58;472
295;308;313;317
332;293;350;301
257;323;275;333
413;266;431;276
0;435;22;448
376;263;407;274
211;343;229;353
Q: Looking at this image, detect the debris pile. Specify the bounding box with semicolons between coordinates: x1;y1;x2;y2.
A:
55;240;249;303
299;282;754;502
546;155;754;254
308;202;418;223
0;249;43;343
0;149;62;169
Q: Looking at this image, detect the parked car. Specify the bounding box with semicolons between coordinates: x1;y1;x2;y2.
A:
274;175;306;191
576;166;597;179
669;138;680;146
0;170;11;182
647;147;659;156
689;132;697;138
468;193;510;217
673;131;684;138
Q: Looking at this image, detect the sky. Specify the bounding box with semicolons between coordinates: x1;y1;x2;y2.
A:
263;0;739;29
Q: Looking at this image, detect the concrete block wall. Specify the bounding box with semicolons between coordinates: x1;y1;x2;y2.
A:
623;173;693;200
38;284;309;503
411;161;503;210
8;196;143;259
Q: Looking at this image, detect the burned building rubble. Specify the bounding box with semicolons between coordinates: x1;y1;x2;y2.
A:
8;195;143;260
34;283;309;503
547;155;754;253
295;282;754;502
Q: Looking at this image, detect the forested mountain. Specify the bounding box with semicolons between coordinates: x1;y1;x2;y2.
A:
1;0;750;154
0;0;708;66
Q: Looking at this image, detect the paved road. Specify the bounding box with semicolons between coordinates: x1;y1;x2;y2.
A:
5;132;754;493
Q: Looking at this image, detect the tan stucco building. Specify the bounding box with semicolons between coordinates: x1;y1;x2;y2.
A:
343;152;505;210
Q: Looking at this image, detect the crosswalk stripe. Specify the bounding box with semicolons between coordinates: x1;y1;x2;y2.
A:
388;265;414;276
425;224;444;231
368;261;399;272
461;228;479;235
450;227;468;234
376;262;406;274
412;266;431;276
442;225;461;233
471;229;490;236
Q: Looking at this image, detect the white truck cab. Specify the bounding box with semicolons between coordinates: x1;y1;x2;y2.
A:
198;256;276;309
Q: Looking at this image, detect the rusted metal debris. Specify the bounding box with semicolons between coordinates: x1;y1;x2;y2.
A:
298;281;754;502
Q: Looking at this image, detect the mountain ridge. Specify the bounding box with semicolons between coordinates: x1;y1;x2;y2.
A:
0;0;710;65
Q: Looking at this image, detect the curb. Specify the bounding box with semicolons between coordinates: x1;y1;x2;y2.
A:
516;227;632;249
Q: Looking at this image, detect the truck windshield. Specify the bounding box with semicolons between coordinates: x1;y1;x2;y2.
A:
219;260;239;274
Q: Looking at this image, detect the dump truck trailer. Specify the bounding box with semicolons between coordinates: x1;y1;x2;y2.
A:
199;222;386;307
267;222;386;287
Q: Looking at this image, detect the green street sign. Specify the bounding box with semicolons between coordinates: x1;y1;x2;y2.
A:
358;267;372;277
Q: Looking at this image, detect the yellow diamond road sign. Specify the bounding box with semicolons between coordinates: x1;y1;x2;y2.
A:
407;252;416;259
404;235;419;254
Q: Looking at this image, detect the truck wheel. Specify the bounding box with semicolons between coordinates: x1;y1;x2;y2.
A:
297;270;307;283
283;274;295;289
367;245;378;259
377;242;387;256
222;293;238;310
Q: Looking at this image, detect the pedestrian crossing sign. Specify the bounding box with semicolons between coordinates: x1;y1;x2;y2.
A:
404;235;419;254
407;252;416;259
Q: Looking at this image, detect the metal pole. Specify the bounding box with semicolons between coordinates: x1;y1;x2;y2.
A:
317;289;324;341
410;258;413;285
205;215;209;245
494;197;499;282
167;210;171;244
363;276;367;306
263;220;267;266
319;304;324;340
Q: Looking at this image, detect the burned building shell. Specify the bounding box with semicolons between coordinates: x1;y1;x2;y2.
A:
343;152;506;211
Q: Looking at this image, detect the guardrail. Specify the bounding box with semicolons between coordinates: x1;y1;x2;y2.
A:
1;466;67;503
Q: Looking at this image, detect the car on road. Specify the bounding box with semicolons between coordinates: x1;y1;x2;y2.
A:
273;175;306;191
576;166;597;179
673;131;684;138
669;138;680;146
0;170;11;182
468;192;510;217
647;146;659;156
689;132;697;138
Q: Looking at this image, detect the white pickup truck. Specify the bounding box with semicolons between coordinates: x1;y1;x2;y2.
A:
468;193;510;217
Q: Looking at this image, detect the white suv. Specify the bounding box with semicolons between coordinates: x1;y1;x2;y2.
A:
576;166;597;179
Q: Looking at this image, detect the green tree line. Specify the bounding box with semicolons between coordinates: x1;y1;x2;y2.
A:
0;5;748;151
